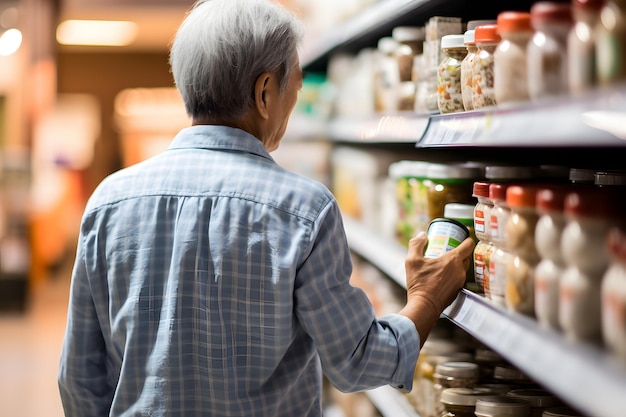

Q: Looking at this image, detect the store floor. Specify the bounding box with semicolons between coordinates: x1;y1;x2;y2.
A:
0;270;69;417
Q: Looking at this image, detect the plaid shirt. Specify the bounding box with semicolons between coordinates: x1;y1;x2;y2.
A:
58;125;419;416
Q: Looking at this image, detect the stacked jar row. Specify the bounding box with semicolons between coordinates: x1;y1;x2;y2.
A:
470;169;626;362
407;321;584;417
437;0;626;114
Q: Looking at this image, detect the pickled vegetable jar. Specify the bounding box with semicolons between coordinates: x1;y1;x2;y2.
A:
438;34;468;113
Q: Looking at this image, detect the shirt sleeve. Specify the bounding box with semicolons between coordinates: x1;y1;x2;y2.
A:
294;198;420;393
58;229;114;415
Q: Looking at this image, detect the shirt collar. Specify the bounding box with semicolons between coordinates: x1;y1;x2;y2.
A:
167;125;274;162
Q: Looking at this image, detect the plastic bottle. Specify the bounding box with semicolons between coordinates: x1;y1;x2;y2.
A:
374;36;400;113
489;183;513;306
559;187;624;342
438;34;468;113
473;182;495;295
393;26;425;110
568;0;605;94
527;2;574;101
602;226;626;360
534;186;570;329
494;11;534;105
596;0;626;85
461;29;478;111
505;184;542;315
472;24;501;109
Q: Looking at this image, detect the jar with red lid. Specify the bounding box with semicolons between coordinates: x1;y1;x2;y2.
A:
534;186;570;329
559;188;626;342
494;11;534;105
472;24;501;109
488;183;512;305
473;181;494;294
505;184;542;315
601;227;626;360
527;2;574;101
567;0;605;94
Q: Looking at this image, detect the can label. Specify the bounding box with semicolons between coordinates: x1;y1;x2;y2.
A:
424;218;470;258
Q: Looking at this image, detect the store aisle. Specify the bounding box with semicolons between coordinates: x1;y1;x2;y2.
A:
0;271;70;417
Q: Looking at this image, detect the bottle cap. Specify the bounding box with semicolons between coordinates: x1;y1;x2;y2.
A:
475;24;501;43
497;11;533;33
441;34;466;49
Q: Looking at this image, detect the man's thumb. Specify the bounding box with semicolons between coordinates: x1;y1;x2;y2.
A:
408;231;428;255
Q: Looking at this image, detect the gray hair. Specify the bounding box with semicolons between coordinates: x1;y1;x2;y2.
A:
169;0;304;120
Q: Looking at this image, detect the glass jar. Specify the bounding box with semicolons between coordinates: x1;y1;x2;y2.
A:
374;36;400;113
559;187;624;342
601;227;626;360
389;160;431;247
534;186;570;329
393;26;425;110
568;0;605;94
596;0;626;85
438;34;468;113
472;24;501;109
489;183;513;305
493;364;536;388
474;347;504;384
440;388;484;417
475;396;532;417
426;163;483;222
433;362;480;417
505;184;542;315
494;11;534;105
527;2;574;101
461;29;478;111
507;389;563;417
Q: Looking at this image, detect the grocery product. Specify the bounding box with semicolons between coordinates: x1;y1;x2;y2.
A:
438;34;468;113
601;227;626;360
440;388;484;417
424;218;471;258
433;361;480;417
596;0;626;84
567;0;605;94
527;2;574;101
534;186;570;329
475;396;532;417
494;11;534;105
373;36;400;113
507;389;563;417
461;29;478;111
472;24;501;109
426;162;482;222
393;26;425;110
505;184;542;315
541;407;583;416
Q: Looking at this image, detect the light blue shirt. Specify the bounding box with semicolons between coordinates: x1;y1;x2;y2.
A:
58;125;419;417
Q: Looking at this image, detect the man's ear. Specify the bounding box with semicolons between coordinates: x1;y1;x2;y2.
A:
254;72;272;120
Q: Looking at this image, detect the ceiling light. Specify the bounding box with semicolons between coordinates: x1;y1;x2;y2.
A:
56;20;138;46
0;28;22;56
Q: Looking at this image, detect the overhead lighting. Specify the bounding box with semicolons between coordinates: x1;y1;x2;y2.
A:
0;28;22;56
56;19;138;47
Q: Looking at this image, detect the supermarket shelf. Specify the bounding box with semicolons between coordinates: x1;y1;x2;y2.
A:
418;86;626;148
365;386;421;417
343;217;626;417
327;113;429;144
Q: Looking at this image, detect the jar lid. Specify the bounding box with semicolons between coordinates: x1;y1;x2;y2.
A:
475;396;532;417
542;406;583;416
530;2;573;25
473;181;492;198
569;168;596;183
497;11;533;33
427;163;483;180
441;388;485;407
444;203;475;220
392;26;425;42
467;19;498;30
441;34;466;49
506;184;540;208
489;183;509;202
507;389;561;408
594;170;626;186
536;187;569;212
572;0;605;10
464;29;476;45
494;365;532;382
475;384;519;395
607;228;626;261
389;160;430;178
434;361;480;379
564;188;626;218
377;36;398;53
475;24;501;43
485;165;539;180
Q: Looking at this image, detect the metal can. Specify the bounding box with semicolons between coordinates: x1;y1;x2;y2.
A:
424;218;470;258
